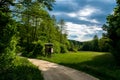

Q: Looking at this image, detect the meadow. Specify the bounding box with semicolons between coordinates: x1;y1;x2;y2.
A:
38;51;120;80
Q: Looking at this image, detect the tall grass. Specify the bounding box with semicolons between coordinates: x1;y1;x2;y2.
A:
0;56;43;80
38;51;120;80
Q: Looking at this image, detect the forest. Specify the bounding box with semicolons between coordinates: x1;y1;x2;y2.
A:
69;34;110;52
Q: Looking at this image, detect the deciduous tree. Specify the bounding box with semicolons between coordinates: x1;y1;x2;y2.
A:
104;0;120;65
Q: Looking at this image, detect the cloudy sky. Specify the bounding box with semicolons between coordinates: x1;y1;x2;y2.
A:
50;0;116;42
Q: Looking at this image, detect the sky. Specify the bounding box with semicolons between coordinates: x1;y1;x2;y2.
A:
49;0;116;42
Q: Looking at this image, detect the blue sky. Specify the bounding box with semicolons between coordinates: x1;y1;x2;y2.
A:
50;0;116;41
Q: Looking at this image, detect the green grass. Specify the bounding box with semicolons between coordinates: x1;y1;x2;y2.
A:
0;56;43;80
38;51;120;80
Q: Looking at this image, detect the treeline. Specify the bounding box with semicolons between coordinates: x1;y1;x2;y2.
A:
11;0;69;57
69;35;110;52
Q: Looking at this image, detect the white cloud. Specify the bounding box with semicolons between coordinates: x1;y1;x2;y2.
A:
66;22;102;41
51;5;101;16
51;11;100;24
67;5;101;17
50;5;101;24
67;13;77;17
77;5;99;17
67;5;101;23
79;17;100;24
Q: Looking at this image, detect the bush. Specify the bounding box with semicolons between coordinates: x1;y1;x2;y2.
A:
53;41;61;53
22;40;44;58
32;40;44;57
21;42;35;57
0;57;43;80
60;44;68;53
16;45;23;54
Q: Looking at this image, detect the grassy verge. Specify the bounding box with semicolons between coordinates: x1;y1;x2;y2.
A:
0;56;43;80
38;51;120;80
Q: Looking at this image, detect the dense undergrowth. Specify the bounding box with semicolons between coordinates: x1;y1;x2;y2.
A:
0;56;43;80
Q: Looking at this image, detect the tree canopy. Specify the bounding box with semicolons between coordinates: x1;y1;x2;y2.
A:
103;0;120;65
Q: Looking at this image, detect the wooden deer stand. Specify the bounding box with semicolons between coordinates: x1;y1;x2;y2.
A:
45;43;53;57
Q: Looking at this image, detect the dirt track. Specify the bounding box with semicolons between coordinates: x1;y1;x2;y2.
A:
28;58;99;80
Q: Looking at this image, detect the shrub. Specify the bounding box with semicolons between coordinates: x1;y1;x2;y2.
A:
32;40;44;57
22;40;44;57
0;57;43;80
60;44;68;53
53;41;61;53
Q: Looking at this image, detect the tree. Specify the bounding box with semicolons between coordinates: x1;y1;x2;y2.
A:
69;40;82;52
0;0;18;71
16;0;55;11
104;0;120;65
81;41;92;51
11;0;69;55
58;19;68;53
0;0;15;12
59;19;65;43
58;19;68;43
91;35;99;51
12;0;56;55
98;37;110;52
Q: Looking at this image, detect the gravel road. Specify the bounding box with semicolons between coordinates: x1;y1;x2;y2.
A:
28;58;99;80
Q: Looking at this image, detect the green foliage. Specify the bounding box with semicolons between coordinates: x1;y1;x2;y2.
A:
0;57;43;80
60;44;68;53
39;0;55;10
79;35;110;52
32;40;44;57
0;0;15;12
3;0;69;58
98;37;110;52
104;0;120;65
68;40;82;52
81;41;92;51
53;41;61;53
14;0;69;55
81;35;99;51
0;12;17;53
22;41;44;57
91;35;99;51
0;8;18;72
0;0;57;79
19;0;55;11
39;51;120;80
